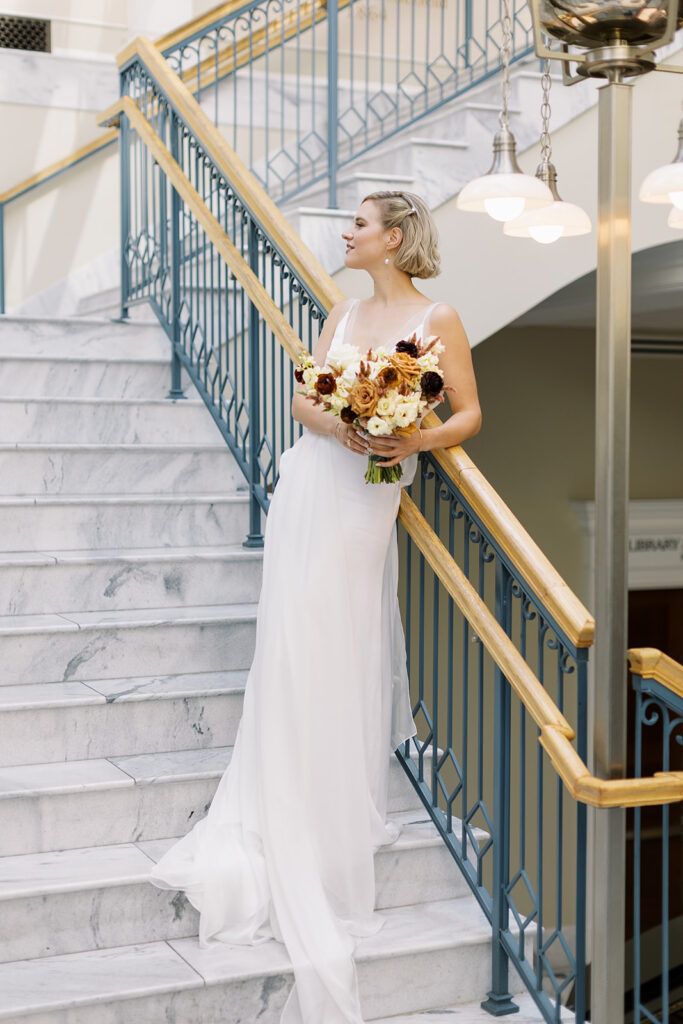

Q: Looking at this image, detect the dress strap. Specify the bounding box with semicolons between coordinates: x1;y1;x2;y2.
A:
420;301;441;338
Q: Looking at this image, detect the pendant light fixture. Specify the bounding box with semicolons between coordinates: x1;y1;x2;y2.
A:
456;0;553;222
504;61;592;243
668;203;683;229
639;109;683;209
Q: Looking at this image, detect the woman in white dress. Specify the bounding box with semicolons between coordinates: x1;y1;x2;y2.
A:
148;190;482;1024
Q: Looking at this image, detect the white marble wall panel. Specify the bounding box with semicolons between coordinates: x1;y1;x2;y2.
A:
0;494;249;552
0;604;257;685
0;50;118;111
0;398;221;445
0;673;247;766
0;546;262;615
0;444;243;496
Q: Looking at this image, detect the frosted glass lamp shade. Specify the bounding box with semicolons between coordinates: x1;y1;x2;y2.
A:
456;172;554;222
640;116;683;205
639;160;683;205
668;204;683;229
503;200;592;243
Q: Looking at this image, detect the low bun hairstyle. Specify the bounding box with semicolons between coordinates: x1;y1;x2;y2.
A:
362;190;441;279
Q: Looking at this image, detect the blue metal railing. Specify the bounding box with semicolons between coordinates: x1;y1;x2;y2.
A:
114;36;589;1018
397;454;588;1022
629;667;683;1024
161;0;535;206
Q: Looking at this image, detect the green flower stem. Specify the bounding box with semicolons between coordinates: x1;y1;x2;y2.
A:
364;453;403;485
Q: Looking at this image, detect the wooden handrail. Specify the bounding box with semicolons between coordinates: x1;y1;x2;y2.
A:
0;131;117;205
628;647;683;699
399;491;683;809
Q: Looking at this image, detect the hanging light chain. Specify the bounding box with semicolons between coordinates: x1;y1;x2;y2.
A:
540;58;553;163
499;0;513;131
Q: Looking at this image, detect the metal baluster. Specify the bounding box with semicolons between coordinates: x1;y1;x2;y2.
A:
327;0;339;207
482;559;517;1014
119;112;131;320
633;684;644;1022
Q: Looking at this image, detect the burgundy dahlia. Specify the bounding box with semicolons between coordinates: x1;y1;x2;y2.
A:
395;338;419;357
420;370;443;398
316;372;336;395
294;367;304;383
340;406;356;424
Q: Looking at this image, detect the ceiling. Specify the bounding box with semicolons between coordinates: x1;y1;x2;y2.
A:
511;237;683;339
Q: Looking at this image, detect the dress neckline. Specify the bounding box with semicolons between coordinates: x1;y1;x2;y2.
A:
342;297;438;353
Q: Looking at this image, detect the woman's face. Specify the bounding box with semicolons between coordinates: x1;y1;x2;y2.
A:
341;200;390;270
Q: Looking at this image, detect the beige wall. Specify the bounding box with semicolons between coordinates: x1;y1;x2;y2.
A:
464;324;683;609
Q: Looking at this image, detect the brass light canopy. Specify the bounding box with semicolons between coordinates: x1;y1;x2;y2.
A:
529;0;683;79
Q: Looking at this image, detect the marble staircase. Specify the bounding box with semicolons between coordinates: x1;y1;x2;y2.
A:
0;313;545;1022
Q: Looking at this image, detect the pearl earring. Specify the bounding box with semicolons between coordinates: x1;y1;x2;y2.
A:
384;254;390;265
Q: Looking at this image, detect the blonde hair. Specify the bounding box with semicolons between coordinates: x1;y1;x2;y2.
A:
362;190;441;279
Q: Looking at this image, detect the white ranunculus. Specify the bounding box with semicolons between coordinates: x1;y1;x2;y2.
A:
376;389;399;417
394;401;419;427
366;415;393;436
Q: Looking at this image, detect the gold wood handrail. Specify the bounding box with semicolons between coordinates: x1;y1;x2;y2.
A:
100;95;307;366
628;647;683;699
399;491;683;809
0;130;117;205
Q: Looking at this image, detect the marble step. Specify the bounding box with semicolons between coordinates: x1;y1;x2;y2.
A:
0;895;512;1023
0;602;257;687
0;316;170;360
0;397;222;444
0;670;249;767
0;442;244;496
0;810;476;963
0;544;263;615
0;353;187;399
371;992;573;1022
0;745;432;856
0;492;250;551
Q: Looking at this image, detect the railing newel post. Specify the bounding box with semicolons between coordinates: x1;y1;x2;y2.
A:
244;217;263;548
119;109;131;321
168;112;185;400
482;558;518;1017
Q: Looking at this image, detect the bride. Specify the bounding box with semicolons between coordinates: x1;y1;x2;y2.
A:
148;190;482;1023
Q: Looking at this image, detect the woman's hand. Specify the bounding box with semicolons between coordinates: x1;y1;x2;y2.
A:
363;428;421;468
335;421;372;455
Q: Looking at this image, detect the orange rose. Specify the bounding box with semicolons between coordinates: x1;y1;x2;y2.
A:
389;351;421;384
348;378;379;418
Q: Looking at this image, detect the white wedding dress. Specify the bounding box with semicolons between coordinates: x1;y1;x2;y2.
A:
149;298;439;1023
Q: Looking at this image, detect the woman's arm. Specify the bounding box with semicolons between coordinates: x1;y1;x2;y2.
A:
367;303;482;467
290;299;370;455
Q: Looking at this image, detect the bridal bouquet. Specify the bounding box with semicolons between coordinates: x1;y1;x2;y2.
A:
295;332;448;483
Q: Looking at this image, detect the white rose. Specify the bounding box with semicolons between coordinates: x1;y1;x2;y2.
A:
376;389;399;417
394;401;418;427
327;344;362;372
366;416;393;436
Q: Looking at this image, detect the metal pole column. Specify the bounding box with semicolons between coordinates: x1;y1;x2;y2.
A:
327;0;339;209
591;77;632;1024
119;116;131;320
0;203;5;315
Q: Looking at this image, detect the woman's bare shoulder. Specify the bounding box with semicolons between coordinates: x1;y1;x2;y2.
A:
428;302;464;329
